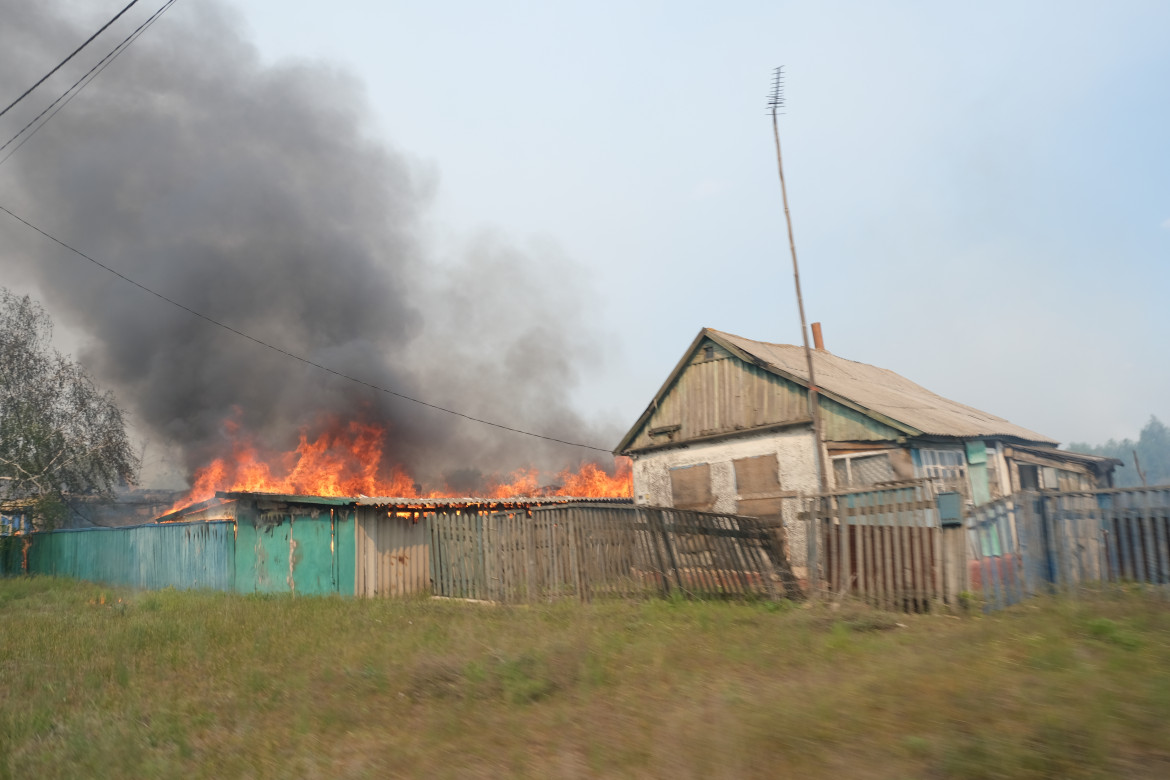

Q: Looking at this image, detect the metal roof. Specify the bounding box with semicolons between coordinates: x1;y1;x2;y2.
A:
215;491;631;509
217;491;352;506
354;496;632;509
156;492;631;522
1007;444;1123;469
707;329;1055;443
617;328;1057;452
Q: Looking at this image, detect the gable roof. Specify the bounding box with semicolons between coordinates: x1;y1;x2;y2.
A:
616;328;1056;453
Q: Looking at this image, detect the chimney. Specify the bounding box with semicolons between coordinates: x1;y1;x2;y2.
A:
811;321;825;351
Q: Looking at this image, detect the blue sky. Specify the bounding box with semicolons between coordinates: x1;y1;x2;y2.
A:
5;1;1169;478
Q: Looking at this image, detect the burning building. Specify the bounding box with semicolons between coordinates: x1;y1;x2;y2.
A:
18;491;631;596
2;3;622;505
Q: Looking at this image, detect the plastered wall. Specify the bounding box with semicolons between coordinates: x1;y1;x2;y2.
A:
630;427;820;571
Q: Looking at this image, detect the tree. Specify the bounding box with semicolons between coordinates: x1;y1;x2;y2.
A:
1069;416;1170;488
0;288;138;528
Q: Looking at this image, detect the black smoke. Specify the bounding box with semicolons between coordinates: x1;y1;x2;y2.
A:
0;1;617;489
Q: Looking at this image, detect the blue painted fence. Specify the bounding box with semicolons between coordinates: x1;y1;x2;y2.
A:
968;487;1170;611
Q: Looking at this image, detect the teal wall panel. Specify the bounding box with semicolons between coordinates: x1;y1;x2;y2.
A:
291;513;335;595
233;505;350;595
17;500;360;596
966;441;992;506
24;521;235;590
234;509;294;593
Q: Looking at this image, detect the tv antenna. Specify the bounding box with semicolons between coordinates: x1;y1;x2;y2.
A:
769;66;828;494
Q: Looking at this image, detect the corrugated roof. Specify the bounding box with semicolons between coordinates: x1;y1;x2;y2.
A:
354;496;632;509
214;491;632;509
157;493;632;522
706;328;1056;444
1009;444;1123;468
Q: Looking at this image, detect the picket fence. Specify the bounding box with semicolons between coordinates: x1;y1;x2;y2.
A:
804;482;967;611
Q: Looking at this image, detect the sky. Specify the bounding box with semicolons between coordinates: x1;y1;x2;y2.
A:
2;1;1168;485
230;0;1170;445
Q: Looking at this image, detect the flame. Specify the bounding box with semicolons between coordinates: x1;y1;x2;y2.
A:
166;415;632;515
479;459;632;499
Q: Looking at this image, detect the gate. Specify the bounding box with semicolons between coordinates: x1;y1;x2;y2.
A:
805;482;965;610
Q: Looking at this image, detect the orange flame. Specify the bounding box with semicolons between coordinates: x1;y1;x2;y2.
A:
166;415;631;515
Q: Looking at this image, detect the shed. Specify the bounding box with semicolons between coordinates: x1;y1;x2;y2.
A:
151;492;631;597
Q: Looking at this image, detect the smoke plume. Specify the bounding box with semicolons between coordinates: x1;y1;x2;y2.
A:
0;1;617;490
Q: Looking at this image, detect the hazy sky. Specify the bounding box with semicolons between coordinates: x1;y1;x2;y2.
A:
4;1;1169;469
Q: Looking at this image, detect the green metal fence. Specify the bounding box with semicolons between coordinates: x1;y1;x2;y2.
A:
12;502;357;596
25;521;236;591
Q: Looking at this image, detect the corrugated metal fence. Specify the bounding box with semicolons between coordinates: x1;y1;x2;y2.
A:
0;535;24;577
429;504;793;603
969;487;1170;611
24;521;236;591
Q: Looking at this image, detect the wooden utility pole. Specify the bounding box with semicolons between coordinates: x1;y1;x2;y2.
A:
769;66;828;494
1133;450;1148;487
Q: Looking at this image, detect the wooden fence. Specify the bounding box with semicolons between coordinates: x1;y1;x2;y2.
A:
969;487;1170;610
355;508;430;597
429;504;799;603
805;482;965;611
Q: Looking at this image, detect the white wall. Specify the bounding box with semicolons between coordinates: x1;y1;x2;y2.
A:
630;427;819;572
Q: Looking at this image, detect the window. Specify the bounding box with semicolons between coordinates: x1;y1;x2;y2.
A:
831;452;896;489
914;448;966;482
733;453;786;518
670;463;713;512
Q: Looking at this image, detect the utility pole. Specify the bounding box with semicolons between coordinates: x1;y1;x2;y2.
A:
769;66;828;495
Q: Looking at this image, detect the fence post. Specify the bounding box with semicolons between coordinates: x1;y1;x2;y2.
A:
806;497;820;597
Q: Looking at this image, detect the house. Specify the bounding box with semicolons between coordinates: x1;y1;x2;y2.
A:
615;327;1118;526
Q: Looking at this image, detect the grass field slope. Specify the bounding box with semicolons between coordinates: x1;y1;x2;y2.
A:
2;579;1169;778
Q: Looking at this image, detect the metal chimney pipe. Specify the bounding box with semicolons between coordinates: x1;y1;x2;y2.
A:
811;322;825;351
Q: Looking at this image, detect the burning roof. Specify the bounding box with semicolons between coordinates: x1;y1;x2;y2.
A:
155;491;632;523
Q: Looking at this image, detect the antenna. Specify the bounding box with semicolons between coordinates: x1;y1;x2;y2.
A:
767;66;784;114
768;66;828;494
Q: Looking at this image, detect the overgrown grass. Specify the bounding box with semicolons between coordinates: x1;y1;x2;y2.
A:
2;578;1170;778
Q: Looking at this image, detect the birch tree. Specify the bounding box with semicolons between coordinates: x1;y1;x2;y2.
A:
0;288;138;528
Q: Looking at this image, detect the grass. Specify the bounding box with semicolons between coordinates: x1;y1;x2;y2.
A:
2;579;1170;778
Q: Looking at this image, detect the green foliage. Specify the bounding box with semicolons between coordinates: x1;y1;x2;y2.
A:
0;289;138;528
1086;617;1143;650
1070;416;1170;487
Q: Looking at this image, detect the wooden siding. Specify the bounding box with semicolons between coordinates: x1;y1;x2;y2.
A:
625;340;811;451
625;338;903;452
355;509;431;597
819;396;903;442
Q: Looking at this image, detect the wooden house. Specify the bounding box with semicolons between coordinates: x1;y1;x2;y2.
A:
615;328;1118;539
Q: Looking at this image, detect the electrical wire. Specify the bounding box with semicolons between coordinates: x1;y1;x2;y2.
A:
0;204;614;453
0;0;179;166
0;0;140;120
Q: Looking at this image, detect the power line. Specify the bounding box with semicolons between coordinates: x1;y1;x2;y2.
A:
0;0;179;165
0;0;140;121
0;203;613;454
